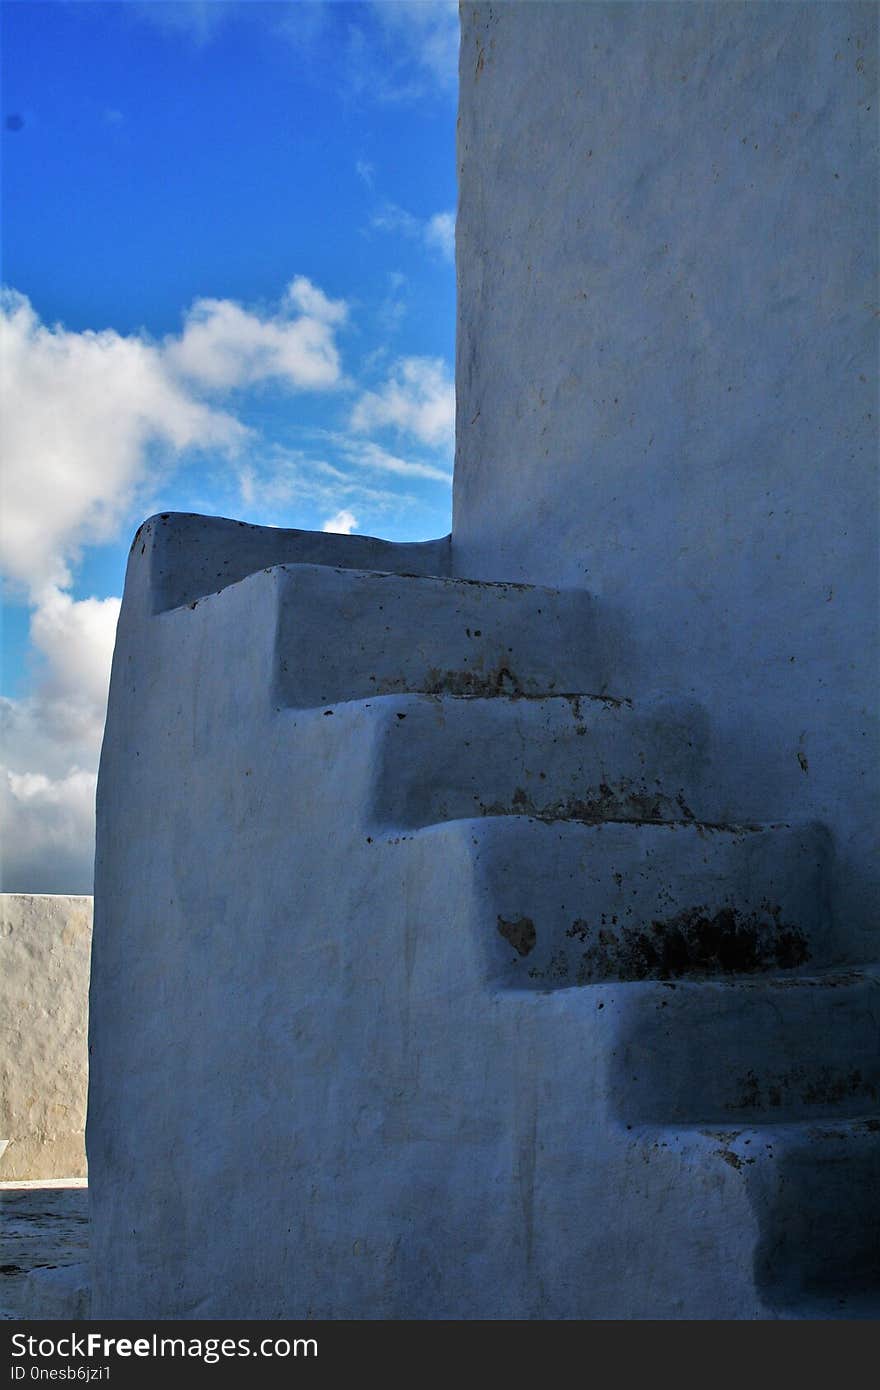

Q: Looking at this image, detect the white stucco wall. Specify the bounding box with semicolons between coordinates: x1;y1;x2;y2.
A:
454;1;879;956
0;895;91;1180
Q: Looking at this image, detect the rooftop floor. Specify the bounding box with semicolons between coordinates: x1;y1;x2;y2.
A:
1;1180;89;1320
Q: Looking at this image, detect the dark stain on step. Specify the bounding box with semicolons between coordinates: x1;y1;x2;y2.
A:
559;904;810;981
717;1148;747;1171
480;779;690;825
372;664;528;698
729;1066;878;1114
497;914;537;956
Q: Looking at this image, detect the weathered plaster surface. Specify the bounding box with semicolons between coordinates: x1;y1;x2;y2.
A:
455;0;879;956
90;514;877;1318
89;3;879;1320
141;511;450;613
1;896;91;1180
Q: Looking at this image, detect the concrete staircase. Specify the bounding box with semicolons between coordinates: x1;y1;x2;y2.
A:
612;968;880;1315
268;559;880;1318
93;514;878;1318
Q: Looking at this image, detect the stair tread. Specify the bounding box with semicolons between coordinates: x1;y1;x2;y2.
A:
780;1290;880;1320
273;564;600;707
628;962;880;991
640;1114;880;1140
395;812;787;835
365;690;719;830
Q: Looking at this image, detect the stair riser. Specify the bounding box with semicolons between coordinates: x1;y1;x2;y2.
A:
458;818;834;986
369;694;711;830
628;1122;880;1310
746;1123;880;1304
274;565;599;708
610;974;880;1123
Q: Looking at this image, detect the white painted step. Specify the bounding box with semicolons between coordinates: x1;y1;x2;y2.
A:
141;511;451;613
273;565;600;707
608;966;880;1124
629;1117;880;1312
387;815;834;985
368;691;711;829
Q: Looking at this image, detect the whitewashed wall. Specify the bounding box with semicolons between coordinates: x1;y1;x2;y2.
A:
1;894;91;1179
454;1;878;956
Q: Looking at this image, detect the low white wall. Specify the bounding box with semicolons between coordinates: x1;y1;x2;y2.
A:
0;894;92;1179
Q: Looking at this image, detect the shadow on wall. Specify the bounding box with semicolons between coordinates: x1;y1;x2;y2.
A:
752;1120;880;1311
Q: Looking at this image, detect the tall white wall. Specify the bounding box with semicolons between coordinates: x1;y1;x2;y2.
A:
454;2;878;953
1;895;91;1179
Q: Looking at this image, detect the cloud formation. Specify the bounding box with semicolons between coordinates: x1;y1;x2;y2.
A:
371;203;456;263
351;357;455;451
331;435;452;485
166;279;347;392
0;275;353;890
1;587;120;892
371;1;459;97
235;438;448;528
0;290;246;594
0;281;348;596
322;509;359;535
424;211;455;262
134;2;459;105
355;159;375;189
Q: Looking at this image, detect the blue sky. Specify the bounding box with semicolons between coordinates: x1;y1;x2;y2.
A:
1;0;458;890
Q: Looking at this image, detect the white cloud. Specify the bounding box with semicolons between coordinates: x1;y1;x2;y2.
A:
0;289;246;594
285;275;348;326
371;202;420;239
0;274;350;891
0;586;120;892
376;271;409;338
239;431;449;517
425;210;455;263
330;435;452;486
238;463;258;509
135;0;322;54
0;766;98;894
371;1;459;96
29;587;121;716
0;282;349;595
231;445;419;525
355;159;375;188
371;203;456;263
166;278;348;391
134;2;458;105
351;357;454;450
322;509;358;535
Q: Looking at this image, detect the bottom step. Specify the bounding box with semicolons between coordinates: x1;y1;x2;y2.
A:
632;1117;880;1313
608;967;880;1124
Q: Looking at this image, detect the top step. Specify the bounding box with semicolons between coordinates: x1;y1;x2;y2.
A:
272;564;600;708
137;511;452;613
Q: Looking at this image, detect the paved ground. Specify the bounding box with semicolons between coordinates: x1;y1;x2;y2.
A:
0;1180;89;1320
